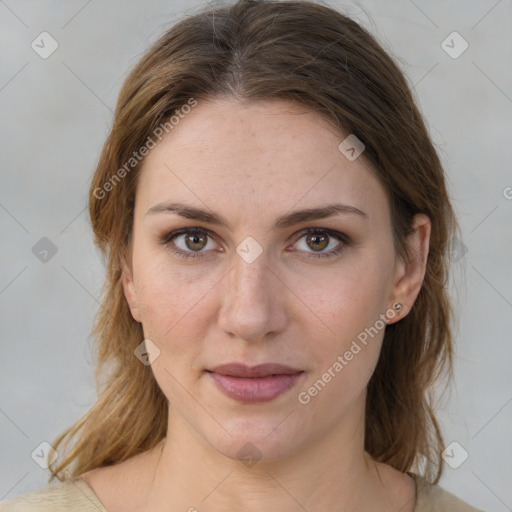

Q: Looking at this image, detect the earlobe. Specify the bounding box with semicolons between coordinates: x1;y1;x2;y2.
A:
122;262;142;323
388;213;431;323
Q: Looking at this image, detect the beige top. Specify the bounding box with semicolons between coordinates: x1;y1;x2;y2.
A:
0;473;485;511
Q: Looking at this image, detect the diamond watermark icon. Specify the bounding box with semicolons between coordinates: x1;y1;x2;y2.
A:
134;339;161;365
441;31;468;59
32;237;58;263
449;237;468;263
338;134;365;161
31;441;58;469
236;236;263;264
31;32;59;59
442;441;469;469
236;442;262;468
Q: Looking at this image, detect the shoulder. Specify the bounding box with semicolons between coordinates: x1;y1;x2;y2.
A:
413;474;485;512
0;479;107;512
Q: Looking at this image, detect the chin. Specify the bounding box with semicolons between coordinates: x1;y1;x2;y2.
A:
201;415;308;465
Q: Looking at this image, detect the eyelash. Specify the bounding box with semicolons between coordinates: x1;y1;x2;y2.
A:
159;227;351;260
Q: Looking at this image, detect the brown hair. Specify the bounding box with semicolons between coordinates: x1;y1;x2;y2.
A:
49;0;458;484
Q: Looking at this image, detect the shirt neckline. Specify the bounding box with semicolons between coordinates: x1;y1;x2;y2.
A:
74;471;431;512
73;478;109;511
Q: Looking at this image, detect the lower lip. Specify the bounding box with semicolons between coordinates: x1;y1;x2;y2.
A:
207;371;305;403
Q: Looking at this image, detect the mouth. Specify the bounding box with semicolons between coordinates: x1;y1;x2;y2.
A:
206;363;305;403
207;362;303;378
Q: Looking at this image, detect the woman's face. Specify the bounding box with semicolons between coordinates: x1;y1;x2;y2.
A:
123;97;429;463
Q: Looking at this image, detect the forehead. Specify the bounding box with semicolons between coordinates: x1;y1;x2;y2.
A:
136;97;389;228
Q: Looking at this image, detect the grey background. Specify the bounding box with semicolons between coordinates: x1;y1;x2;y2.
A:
1;1;511;510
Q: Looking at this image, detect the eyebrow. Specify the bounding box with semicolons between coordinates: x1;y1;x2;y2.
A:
146;201;368;230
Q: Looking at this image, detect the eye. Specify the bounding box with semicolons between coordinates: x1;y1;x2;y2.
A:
160;227;219;260
291;228;351;258
160;227;351;261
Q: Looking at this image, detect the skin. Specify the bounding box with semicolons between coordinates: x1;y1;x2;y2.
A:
81;97;430;512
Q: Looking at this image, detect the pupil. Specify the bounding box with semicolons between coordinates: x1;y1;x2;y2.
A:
308;233;328;251
187;233;205;250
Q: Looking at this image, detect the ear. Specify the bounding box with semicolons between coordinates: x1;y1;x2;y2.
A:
122;260;142;323
387;213;431;324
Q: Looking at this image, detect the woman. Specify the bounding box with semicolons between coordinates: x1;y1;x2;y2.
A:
1;0;484;510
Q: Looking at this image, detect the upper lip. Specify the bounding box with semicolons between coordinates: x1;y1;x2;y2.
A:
207;363;303;378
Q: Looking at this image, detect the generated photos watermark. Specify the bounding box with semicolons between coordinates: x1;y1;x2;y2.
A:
297;305;398;405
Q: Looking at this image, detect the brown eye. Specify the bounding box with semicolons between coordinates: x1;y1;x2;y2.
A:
292;228;350;259
161;227;219;259
306;232;329;251
184;232;208;251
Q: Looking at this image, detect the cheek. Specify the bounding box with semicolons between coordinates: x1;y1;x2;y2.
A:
133;259;215;402
134;252;217;335
296;334;382;432
130;257;213;389
292;255;390;405
293;252;391;340
297;281;386;418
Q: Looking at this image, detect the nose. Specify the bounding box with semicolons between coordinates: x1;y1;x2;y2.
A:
217;251;287;342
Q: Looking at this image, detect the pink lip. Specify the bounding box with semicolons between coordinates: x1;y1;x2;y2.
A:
206;363;305;403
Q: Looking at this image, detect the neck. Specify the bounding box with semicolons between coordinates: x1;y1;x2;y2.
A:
141;398;401;512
